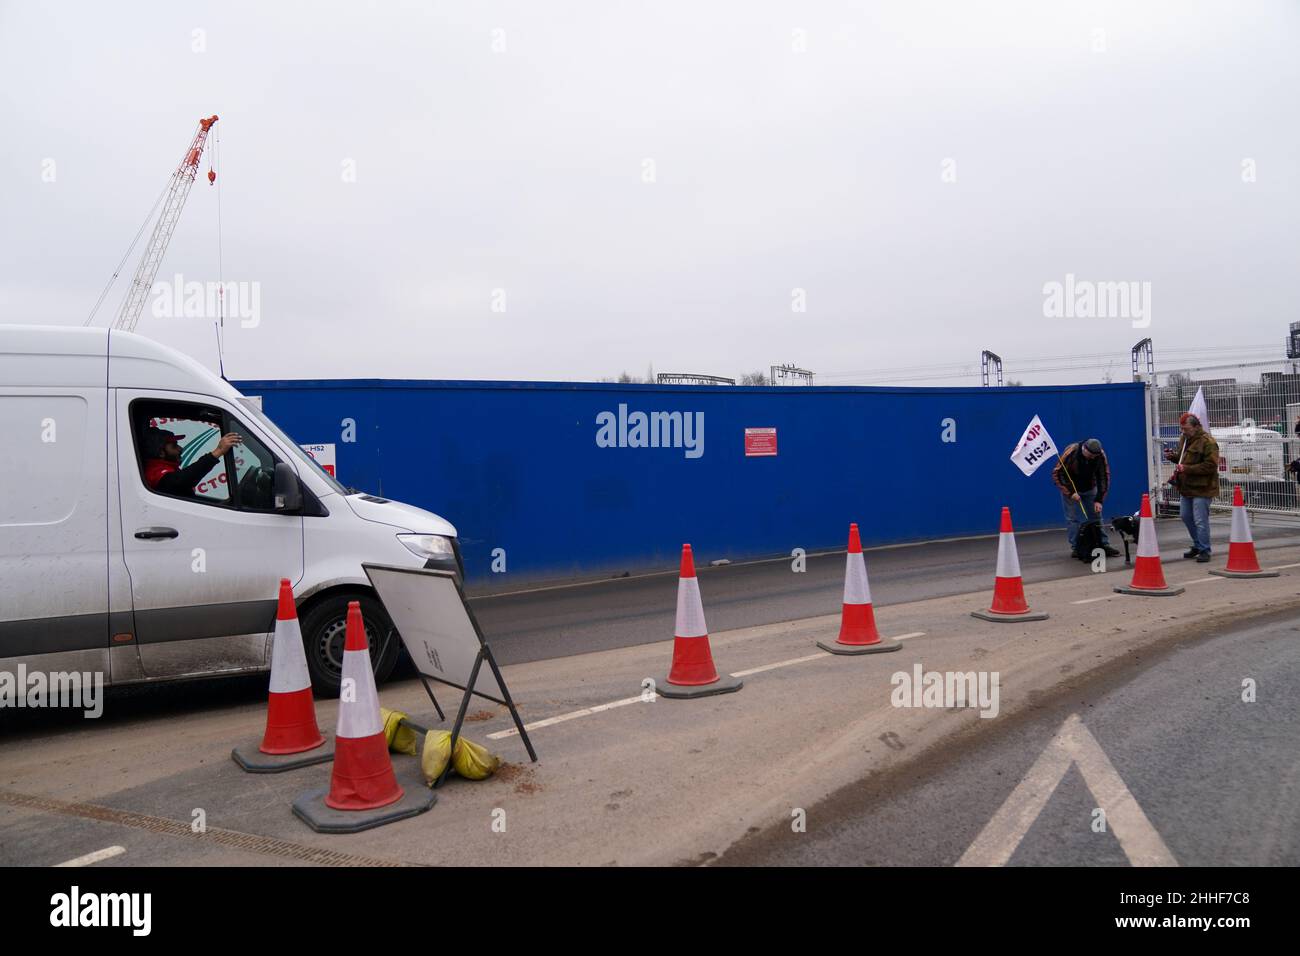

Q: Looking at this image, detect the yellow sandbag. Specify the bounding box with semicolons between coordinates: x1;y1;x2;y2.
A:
452;735;501;780
421;731;453;786
379;707;419;756
419;730;500;785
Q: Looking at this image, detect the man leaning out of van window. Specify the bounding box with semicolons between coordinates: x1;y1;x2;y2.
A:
142;427;242;497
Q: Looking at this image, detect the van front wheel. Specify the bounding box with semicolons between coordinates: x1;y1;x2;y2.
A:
299;594;399;697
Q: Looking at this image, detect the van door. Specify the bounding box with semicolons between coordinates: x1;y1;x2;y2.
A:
115;390;305;678
0;387;111;691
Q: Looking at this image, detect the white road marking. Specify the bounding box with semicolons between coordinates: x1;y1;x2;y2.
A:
486;632;927;739
729;631;926;677
1270;562;1300;570
1073;573;1220;603
55;846;126;867
957;714;1177;867
486;695;645;740
731;653;827;677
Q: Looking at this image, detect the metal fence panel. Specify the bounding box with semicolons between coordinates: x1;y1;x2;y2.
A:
1152;361;1300;517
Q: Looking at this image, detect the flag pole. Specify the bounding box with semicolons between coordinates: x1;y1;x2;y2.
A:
1056;451;1091;519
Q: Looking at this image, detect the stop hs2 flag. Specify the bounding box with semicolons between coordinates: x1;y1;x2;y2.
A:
1011;415;1059;477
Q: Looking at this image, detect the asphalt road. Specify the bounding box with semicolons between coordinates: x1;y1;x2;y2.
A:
6;516;1296;736
718;608;1300;866
470;516;1300;665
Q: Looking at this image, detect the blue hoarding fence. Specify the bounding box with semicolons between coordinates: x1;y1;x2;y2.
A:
232;378;1150;586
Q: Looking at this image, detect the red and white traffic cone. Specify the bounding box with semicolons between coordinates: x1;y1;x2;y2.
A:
231;579;333;773
324;602;404;809
818;523;901;655
260;579;326;754
1114;494;1185;596
972;507;1049;622
1210;486;1279;579
657;545;742;698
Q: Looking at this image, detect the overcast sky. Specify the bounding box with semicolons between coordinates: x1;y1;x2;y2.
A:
1;1;1296;386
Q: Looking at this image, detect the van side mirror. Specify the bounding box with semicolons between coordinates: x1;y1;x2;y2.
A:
273;462;303;512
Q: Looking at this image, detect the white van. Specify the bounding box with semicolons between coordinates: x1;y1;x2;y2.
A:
1211;425;1286;481
0;325;460;696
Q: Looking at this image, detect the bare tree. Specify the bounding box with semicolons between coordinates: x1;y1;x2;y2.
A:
740;371;768;386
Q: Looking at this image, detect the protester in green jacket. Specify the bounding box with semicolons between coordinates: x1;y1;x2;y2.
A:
1163;413;1219;561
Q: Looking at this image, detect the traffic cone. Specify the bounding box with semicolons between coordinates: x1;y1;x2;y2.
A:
261;579;326;754
817;523;901;655
657;544;743;698
1114;494;1185;596
1210;486;1279;578
231;579;332;773
972;507;1049;622
324;602;404;810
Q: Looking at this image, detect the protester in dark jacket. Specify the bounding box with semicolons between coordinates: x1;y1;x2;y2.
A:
1052;438;1119;556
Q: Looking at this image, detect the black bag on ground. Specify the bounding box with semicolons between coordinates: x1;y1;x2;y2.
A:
1073;520;1103;562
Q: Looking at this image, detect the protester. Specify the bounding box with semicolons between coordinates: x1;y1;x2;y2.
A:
1162;412;1219;561
1052;438;1120;557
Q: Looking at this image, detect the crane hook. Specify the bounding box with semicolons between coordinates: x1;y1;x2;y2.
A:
208;169;216;185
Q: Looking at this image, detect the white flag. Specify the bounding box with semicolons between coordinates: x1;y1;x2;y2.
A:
1187;386;1208;430
1010;415;1059;477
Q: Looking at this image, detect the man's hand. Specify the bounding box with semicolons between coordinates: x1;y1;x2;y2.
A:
212;432;243;457
1163;448;1178;462
1174;463;1185;475
1071;493;1082;502
1093;501;1103;515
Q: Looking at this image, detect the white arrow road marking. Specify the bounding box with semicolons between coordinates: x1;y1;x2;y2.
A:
957;714;1177;867
55;846;126;867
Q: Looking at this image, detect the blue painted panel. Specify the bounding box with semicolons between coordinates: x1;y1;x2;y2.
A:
232;379;1149;584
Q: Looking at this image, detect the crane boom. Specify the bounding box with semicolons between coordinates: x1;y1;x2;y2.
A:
113;115;219;333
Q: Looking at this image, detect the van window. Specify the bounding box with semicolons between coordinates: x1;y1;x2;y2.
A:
227;415;284;512
131;401;231;505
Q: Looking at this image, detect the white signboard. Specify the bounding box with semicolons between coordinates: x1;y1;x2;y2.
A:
1010;415;1058;477
363;564;505;701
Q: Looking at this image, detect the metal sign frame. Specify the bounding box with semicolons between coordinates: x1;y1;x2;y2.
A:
362;563;537;787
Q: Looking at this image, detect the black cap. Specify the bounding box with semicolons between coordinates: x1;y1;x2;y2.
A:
142;427;185;458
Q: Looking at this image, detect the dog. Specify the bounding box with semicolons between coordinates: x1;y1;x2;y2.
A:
1110;513;1141;564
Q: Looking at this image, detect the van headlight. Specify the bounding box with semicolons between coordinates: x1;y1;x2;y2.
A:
397;533;456;560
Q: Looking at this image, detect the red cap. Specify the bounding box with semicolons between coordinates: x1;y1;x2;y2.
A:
847;523;862;553
679;544;696;578
999;507;1013;534
343;601;369;652
1233;485;1244;507
1139;493;1153;519
276;578;296;621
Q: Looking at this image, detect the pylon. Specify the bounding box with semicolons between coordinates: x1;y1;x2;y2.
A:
292;600;436;833
262;579;326;753
1210;486;1279;578
657;545;743;698
972;507;1049;622
1114;494;1185;596
231;578;332;773
325;602;404;809
818;523;901;655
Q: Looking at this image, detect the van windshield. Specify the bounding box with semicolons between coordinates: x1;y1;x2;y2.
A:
236;397;349;495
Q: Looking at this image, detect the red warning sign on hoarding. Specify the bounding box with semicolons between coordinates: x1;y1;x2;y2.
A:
744;427;777;457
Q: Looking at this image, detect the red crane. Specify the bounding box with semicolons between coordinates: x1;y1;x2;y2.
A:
111;115;219;333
